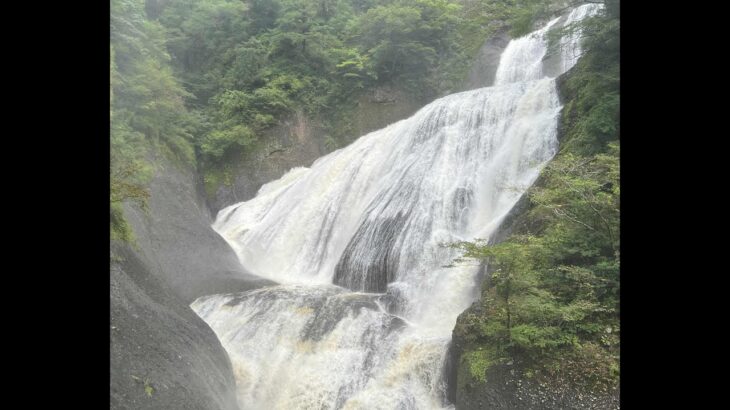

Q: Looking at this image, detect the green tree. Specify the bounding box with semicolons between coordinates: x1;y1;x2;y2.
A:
353;0;461;91
110;0;199;241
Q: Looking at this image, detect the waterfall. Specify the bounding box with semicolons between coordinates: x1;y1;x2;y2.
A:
193;4;602;409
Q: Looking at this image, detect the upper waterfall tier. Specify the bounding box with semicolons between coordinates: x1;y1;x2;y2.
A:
211;3;602;294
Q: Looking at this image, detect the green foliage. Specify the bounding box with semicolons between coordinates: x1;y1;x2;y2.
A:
452;0;556;39
335;49;377;89
559;8;620;155
324;135;340;151
463;348;495;383
203;162;237;199
144;380;155;397
352;0;461;91
505;0;552;37
201;125;257;158
111;0;197;165
111;0;200;242
111;202;135;243
110;157;151;243
529;145;620;256
110;161;151;207
130;375;156;397
249;0;282;34
152;0;493;161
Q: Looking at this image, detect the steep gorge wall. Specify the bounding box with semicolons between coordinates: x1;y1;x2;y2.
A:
110;242;240;410
111;151;275;410
121;150;274;302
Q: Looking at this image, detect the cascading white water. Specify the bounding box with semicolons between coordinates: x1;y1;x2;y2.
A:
192;4;602;409
558;4;603;74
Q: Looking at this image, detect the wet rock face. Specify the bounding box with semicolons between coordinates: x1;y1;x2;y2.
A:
461;30;512;91
208;111;327;214
122;152;275;303
453;360;620;409
110;243;240;410
112;152;277;410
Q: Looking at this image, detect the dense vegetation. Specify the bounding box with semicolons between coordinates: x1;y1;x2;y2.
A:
451;0;619;394
111;0;199;241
